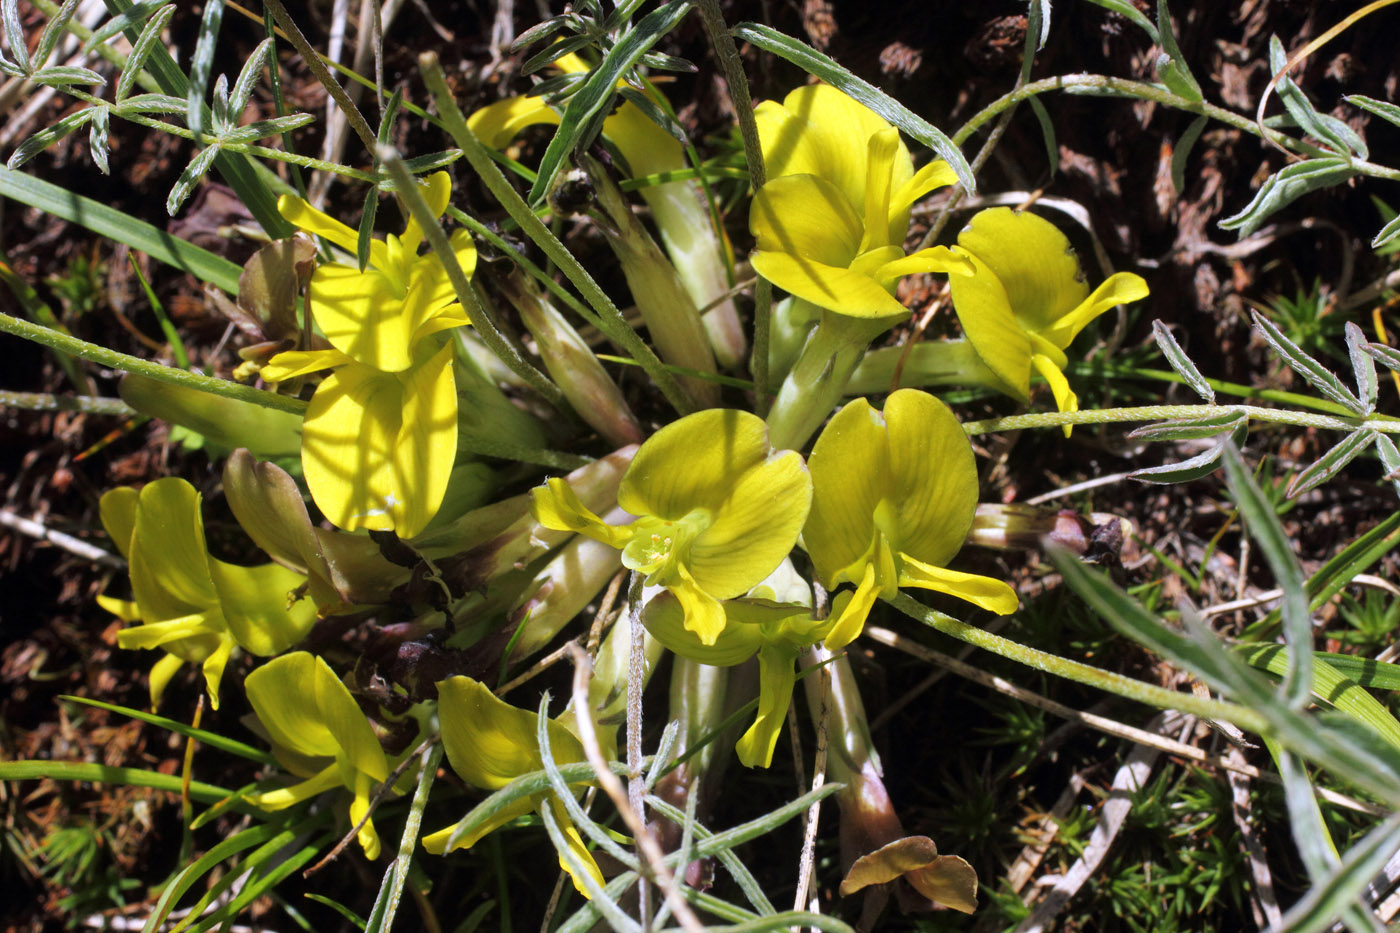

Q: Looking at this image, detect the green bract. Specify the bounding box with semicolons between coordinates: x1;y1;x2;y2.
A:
246;652;395;859
804;390;1018;649
949;207;1150;425
531;409;811;645
260;171;472;538
642;591;831;769
96;477;316;710
421;676;603;898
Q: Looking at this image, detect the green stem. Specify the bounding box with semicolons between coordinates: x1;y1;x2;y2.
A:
952;73;1400;186
961;403;1395;436
264;0;378;157
888;592;1270;735
417;51;694;416
0;310;306;416
695;0;771;406
0;390;134;415
766;313;890;451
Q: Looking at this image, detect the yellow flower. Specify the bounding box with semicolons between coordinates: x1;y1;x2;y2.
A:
261;171;473;538
246;652;394;859
421;676;603;898
803;390;1017;649
949;208;1150;425
96;478;316;709
531;409;811;645
642;591;831;768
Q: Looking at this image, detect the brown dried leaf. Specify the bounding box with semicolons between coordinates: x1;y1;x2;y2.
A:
840;836;979;914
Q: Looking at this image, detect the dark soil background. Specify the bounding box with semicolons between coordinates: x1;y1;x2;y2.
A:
4;1;1400;930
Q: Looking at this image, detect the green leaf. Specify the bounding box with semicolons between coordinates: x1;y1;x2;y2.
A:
0;166;241;291
187;0;224;135
60;695;276;764
89;104;110;175
527;0;696;204
115;3;175;102
1170;113;1208;195
1027;96;1057;178
1130;414;1247;483
1346;321;1378;414
1286;427;1374;498
1220;157;1358;236
1268;35;1365;159
1220;443;1312;709
34;0;80;68
217;113;316;144
113;92;185;115
2;0;29;74
0;759;249;806
31;65;105;87
1376;433;1400;498
1129;408;1244;442
7;108;94;170
167;143;222;215
732;21;975;194
1251;309;1364;414
1306;652;1400;691
85;0;165;52
1082;0;1158;42
1150;319;1214;401
1154;0;1201;101
1347;93;1400;129
1272;811;1400;933
1239;647;1400;751
1372;211;1400;250
140;822;286;933
229;38;274;121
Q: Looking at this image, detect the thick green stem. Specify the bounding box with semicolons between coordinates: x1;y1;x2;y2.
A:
888;592;1270;735
0;310;306;415
960;403;1396;436
264;0;377;157
766;314;891;451
417;51;694;416
0;390;134;415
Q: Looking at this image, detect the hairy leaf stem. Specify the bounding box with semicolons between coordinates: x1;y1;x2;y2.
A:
961;403;1400;437
0;310;307;415
888;592;1270;735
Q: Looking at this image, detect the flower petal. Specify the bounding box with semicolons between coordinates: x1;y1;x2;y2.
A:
618;409;773;519
197;634;234;710
890;160;959;217
300;362;401;533
467;95;560;149
208;559;317;656
128;479;221;622
98;486;138;559
805;397;890;586
436;676;586;790
898;555;1019;615
641;591;763;666
751;174;862;270
822;562;881;651
759;85;913;222
309;264;414;371
259;347;352;382
147;653;184;708
884;390;979;567
1031;352;1078;437
531;477;634;549
669;564;729;646
688;449;811;600
734;644;798;768
392;341;458;538
955;207;1088;334
602;100;685;182
751;249;911;319
1039;271;1150;349
948;246;1033;401
398;172;452;256
544;797;605;898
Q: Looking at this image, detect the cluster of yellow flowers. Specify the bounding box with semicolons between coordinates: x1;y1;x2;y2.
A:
93;76;1149;906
